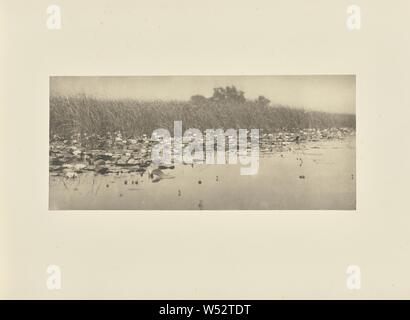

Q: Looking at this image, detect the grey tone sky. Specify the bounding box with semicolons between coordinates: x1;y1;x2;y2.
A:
50;75;355;114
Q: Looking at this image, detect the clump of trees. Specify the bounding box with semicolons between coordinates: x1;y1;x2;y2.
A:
50;86;355;138
190;86;269;106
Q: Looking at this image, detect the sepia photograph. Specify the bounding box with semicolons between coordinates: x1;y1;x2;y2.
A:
4;0;410;305
49;75;356;210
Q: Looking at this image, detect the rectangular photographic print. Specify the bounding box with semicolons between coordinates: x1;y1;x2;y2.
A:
49;75;356;210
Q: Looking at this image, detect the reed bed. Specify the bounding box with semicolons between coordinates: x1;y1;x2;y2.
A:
50;94;355;139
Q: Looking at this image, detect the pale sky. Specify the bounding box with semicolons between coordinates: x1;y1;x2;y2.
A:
50;75;355;114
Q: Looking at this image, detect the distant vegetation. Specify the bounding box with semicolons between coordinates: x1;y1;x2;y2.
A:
50;86;355;138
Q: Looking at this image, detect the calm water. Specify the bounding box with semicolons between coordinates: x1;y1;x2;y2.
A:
49;136;356;210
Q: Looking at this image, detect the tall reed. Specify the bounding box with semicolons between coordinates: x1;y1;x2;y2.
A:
50;94;356;138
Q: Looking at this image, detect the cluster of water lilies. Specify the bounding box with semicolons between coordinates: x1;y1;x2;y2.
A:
49;131;158;179
258;127;354;153
49;127;355;179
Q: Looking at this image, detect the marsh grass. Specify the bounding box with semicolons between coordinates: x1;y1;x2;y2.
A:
50;94;355;139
